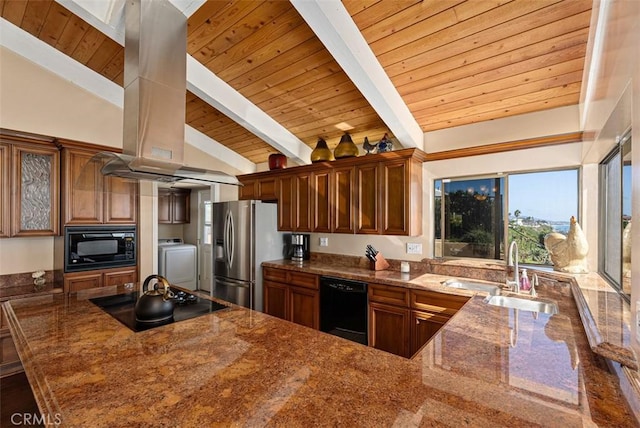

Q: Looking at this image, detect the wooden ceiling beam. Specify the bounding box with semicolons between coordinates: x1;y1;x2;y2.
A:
291;0;423;149
187;55;312;165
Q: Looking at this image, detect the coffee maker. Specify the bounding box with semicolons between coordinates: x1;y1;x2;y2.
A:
284;233;310;261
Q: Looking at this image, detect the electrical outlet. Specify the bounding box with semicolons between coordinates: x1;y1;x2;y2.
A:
406;243;422;254
319;237;329;247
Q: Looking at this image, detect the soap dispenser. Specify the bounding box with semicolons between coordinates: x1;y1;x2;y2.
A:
520;269;531;292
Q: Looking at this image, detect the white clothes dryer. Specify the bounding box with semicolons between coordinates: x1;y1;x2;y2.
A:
158;238;198;290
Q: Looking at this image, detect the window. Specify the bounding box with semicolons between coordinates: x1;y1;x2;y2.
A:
435;176;504;259
203;201;212;245
435;169;579;265
599;130;632;300
508;170;579;265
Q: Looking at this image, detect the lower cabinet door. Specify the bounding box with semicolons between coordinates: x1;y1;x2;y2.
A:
289;285;319;330
368;302;410;358
410;310;449;356
263;280;289;320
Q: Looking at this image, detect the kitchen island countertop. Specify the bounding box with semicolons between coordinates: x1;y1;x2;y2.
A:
4;268;636;426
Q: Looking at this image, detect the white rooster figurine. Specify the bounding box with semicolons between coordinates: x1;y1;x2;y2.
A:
544;216;589;273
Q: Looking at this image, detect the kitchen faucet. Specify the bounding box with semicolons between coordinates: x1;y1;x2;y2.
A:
507;240;520;293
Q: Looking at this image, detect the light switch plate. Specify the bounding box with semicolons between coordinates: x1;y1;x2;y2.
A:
319;237;328;247
406;243;422;254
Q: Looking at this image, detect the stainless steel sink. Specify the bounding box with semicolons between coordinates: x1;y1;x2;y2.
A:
483;295;559;314
441;279;501;296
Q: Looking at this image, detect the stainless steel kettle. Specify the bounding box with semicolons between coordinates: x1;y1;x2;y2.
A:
134;275;176;323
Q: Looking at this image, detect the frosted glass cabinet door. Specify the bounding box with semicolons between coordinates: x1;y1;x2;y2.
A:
12;145;60;237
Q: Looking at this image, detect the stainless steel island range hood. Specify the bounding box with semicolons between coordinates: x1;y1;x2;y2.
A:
98;0;239;186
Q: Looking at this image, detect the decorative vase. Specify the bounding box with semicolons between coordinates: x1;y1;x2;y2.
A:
268;153;287;170
310;138;332;162
334;133;359;159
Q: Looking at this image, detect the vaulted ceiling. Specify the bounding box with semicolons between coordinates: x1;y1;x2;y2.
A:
0;0;591;169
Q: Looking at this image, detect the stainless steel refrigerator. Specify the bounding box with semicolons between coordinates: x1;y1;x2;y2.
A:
210;200;283;312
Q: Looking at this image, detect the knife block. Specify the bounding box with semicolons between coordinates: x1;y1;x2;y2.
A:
370;252;390;271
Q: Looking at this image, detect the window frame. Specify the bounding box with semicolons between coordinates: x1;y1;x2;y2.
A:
434;167;581;266
598;129;632;301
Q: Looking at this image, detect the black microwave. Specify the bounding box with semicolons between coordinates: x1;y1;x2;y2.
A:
64;226;136;272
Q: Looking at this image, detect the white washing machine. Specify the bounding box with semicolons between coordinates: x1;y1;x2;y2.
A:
158;238;198;290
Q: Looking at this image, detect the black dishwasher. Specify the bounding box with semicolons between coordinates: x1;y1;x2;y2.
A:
320;276;368;345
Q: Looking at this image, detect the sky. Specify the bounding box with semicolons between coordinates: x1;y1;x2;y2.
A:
508;170;578;222
436;166;631;223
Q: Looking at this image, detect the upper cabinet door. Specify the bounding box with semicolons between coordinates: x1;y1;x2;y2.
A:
312;170;331;233
332;166;355;234
104;176;138;224
158;188;190;224
62;148;138;225
277;174;294;231
381;159;409;236
0;144;11;238
294;172;312;232
356;162;380;234
12;144;60;237
63;148;103;225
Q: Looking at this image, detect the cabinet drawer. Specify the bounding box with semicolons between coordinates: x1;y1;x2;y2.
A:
104;268;137;287
264;267;287;283
368;283;409;307
64;272;103;293
411;290;469;316
288;271;318;289
263;268;318;290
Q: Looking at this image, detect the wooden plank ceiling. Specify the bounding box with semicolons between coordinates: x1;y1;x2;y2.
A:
1;0;591;164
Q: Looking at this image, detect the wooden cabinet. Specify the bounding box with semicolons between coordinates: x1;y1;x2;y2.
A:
409;290;469;356
293;172;312;232
158;188;190;224
0;139;60;238
237;149;426;236
369;301;411;357
411;310;449;355
277;174;294;231
332;166;355;234
263;267;319;330
356;163;379;234
369;283;469;358
312;170;331;233
0;304;22;377
0;144;10;238
368;283;411;357
263;280;289;320
356;157;421;235
61;148;137;225
253;169;328;233
64;266;137;293
238;175;278;201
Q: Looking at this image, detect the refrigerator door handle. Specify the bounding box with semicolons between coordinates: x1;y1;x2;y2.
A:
215;277;251;288
227;210;235;268
223;210;230;266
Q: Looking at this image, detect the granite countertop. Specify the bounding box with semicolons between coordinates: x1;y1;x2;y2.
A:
5;266;636;426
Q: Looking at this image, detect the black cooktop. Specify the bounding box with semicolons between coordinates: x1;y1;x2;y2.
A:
90;288;229;332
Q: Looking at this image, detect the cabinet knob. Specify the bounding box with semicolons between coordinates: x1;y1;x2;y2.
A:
416;319;421;324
